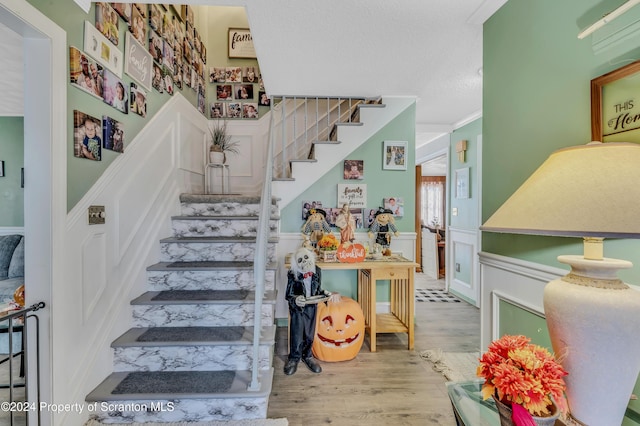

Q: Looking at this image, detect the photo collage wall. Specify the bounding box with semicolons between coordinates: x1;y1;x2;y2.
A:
209;65;268;120
70;3;263;162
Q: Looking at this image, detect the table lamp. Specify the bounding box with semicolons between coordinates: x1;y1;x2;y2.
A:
481;141;640;426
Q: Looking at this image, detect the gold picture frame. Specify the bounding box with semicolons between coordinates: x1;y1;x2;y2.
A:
591;60;640;143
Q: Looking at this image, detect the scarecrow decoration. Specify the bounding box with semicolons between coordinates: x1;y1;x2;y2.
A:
368;207;399;248
301;208;332;247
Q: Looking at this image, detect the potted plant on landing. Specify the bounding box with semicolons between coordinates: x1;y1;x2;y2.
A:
208;119;239;164
477;334;568;426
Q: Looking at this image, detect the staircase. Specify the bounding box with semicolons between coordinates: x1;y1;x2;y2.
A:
86;194;279;424
271;96;415;208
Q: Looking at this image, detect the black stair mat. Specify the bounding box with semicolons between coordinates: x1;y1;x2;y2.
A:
166;261;252;268
112;371;235;394
138;326;245;342
150;289;248;301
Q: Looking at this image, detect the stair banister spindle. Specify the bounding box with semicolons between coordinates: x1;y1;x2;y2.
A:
281;97;286;179
293;96;297;166
249;96;276;391
304;97;308;148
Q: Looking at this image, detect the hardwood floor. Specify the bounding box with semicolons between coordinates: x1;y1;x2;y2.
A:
267;274;481;425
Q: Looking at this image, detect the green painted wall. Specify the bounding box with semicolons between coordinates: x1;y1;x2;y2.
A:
498;300;552;350
281;104;416;299
25;1;259;211
449;118;481;231
483;0;640;284
484;1;640;418
0;117;24;227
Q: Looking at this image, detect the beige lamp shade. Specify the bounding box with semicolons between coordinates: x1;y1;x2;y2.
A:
481;142;640;238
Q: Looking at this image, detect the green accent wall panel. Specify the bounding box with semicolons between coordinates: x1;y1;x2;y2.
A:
498;299;551;351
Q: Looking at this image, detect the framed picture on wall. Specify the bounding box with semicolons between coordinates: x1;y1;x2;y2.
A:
0;161;4;177
382;140;407;170
591;60;640;144
455;167;470;199
228;28;256;59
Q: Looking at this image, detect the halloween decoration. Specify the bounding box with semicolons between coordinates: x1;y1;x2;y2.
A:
368;207;399;248
313;296;365;362
285;246;340;375
335;203;356;243
301;208;332;247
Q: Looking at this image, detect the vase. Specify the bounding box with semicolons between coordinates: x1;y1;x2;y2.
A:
493;396;559;426
209;150;225;164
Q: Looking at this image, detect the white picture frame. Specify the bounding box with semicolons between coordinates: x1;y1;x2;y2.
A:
124;31;153;91
228;28;256;59
83;21;123;77
383;140;408;170
337;183;367;208
455;167;470;199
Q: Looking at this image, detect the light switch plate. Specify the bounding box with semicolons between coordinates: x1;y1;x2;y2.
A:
88;205;105;225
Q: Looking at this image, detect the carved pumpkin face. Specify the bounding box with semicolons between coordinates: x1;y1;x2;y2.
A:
312;296;365;362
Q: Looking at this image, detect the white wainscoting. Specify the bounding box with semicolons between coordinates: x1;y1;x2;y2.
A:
447;227;480;306
222;117;270;195
276;232;416;319
55;94;210;423
478;252;566;350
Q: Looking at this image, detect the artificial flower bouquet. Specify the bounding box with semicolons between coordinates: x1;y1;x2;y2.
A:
317;233;338;251
477;335;568;423
316;233;339;262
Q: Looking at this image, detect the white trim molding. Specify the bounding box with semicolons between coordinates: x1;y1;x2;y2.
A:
478;251;566;349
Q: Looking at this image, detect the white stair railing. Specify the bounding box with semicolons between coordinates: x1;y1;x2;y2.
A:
270;96;378;180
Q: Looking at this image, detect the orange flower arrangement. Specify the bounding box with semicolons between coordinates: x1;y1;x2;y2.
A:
317;233;338;251
477;335;568;418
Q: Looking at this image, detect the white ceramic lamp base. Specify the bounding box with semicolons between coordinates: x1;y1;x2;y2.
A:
544;255;640;426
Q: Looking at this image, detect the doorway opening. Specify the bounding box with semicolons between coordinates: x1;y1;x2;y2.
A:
418;154;447;281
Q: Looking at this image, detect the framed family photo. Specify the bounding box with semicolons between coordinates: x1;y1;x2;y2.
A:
383;140;407;170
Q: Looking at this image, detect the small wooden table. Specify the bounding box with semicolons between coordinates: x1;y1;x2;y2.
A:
315;255;419;352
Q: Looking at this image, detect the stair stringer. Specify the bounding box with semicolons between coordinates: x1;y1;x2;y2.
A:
272;96;416;209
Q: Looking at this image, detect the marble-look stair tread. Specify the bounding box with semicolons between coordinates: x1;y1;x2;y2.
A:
160;236;279;243
179;194;280;205
86;369;273;401
147;261;278;271
112;325;276;347
131;290;277;305
171;215;280;220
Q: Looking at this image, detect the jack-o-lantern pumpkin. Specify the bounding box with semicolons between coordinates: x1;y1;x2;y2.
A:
312;296;365;362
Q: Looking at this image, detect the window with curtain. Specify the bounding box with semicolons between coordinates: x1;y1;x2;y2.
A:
421;176;446;228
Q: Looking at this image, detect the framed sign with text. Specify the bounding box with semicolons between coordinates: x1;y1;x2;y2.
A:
337;184;367;208
591;60;640;143
124;31;153;91
228;28;256;59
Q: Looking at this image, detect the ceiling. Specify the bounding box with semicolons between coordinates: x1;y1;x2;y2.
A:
1;0;508;145
219;0;508;147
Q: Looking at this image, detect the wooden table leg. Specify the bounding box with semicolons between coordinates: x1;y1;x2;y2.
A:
408;267;415;350
369;270;376;352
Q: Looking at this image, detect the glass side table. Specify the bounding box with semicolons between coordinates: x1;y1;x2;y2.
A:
447;380;640;426
205;163;229;194
446;380;499;426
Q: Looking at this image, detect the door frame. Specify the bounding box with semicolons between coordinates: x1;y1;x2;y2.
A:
0;1;67;423
416;145;450;285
